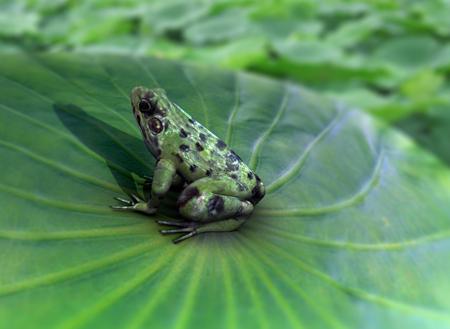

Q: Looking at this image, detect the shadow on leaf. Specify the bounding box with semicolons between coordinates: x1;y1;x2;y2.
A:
53;103;153;195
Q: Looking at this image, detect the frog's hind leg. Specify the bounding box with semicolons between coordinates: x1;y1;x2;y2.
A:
159;217;247;243
159;187;254;243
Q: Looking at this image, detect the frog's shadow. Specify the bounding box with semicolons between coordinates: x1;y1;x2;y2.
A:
53;103;152;196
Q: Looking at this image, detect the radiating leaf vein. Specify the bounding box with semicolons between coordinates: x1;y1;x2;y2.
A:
259;239;450;323
258;150;384;216
0;240;160;297
248;84;290;170
266;109;344;194
225;74;241;146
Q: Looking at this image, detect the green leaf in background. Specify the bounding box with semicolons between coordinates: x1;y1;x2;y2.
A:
184;8;254;45
141;0;211;35
1;53;450;329
273;40;344;65
0;3;39;37
371;35;441;73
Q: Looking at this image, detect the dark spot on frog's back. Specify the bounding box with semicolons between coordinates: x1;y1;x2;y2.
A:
195;142;204;152
207;195;224;215
230;150;241;161
179;144;190;152
225;151;241;171
216;140;227;150
179;128;189;138
189;164;197;172
199;133;207;142
226;162;239;172
247;172;254;180
177;186;200;207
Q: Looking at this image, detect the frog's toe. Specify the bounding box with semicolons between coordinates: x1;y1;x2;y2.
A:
157;220;197;228
137;175;153;186
158;226;198;244
172;231;197;244
113;193;143;205
129;193;144;203
114;196;133;205
111;205;133;210
111;194;156;215
160;227;194;234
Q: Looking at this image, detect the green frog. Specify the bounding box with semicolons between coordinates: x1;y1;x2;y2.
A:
112;87;265;243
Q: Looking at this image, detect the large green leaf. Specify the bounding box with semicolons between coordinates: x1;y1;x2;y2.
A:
0;53;450;329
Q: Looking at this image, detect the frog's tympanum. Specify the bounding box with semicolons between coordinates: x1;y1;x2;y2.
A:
113;87;265;243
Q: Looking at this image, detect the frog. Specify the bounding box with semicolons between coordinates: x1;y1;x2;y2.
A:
112;86;265;243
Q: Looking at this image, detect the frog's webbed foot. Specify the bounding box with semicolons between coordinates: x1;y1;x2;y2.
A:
111;193;157;215
158;220;199;244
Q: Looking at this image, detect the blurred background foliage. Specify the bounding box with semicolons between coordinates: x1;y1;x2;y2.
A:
1;0;449;163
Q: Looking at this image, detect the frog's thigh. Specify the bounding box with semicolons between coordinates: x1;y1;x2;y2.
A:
178;191;254;222
177;178;253;222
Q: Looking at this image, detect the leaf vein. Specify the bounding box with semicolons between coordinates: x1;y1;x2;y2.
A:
28;54;137;132
225;73;241;145
0;241;159;297
0;103;133;179
259;239;450;323
180;67;210;127
266;108;344;194
0;139;122;193
0;74;151;171
248;84;290;170
0;223;151;241
0;182;111;214
255;222;450;251
60;245;175;329
258;150;384;216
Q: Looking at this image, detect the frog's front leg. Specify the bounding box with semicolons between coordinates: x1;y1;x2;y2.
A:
159;177;254;243
112;158;176;215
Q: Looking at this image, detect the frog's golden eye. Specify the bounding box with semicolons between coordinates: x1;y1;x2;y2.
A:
149;117;163;134
139;99;154;114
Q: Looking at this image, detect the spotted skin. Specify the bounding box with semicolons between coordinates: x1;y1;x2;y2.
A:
112;87;265;243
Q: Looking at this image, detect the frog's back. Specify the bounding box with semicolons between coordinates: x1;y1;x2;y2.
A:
160;105;254;187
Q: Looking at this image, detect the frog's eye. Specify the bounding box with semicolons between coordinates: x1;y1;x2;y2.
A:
149;117;163;134
139;99;154;114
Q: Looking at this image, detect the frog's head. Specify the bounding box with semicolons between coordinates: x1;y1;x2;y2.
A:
131;86;171;157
